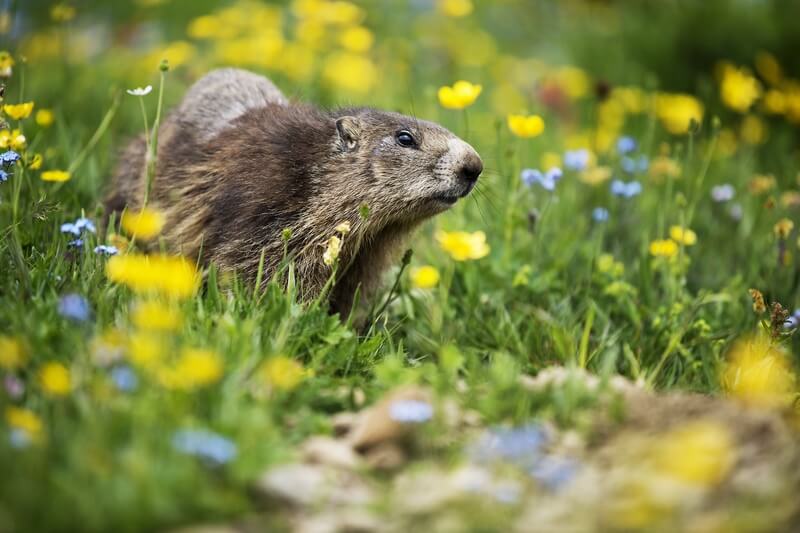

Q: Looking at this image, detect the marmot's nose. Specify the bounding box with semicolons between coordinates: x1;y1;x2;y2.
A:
458;153;483;184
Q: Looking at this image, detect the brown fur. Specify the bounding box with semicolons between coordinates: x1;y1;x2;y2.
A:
106;68;482;316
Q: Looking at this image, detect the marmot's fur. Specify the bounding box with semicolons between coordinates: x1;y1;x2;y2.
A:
105;68;483;315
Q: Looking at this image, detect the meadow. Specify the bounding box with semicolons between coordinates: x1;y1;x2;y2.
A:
1;0;800;531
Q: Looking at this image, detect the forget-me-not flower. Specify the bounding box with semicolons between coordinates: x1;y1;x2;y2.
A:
563;149;590;172
621;155;649;174
94;245;119;256
610;179;642;198
110;365;138;392
592;207;610;222
58;293;90;322
711;184;735;202
172;429;238;465
616;136;637;155
521;167;563;191
0;150;20;165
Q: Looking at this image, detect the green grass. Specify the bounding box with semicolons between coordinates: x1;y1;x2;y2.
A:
1;0;799;531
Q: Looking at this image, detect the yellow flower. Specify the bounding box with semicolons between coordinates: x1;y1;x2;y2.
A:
774;218;794;239
748;174;776;195
720;65;762;113
50;3;76;22
322;52;378;94
338;26;373;53
762;89;786;114
740;114;766;145
258;356;307;391
159;348;223;390
131;300;183;331
579;165;612;186
410;265;440;289
649;156;681;181
323;235;342;266
128;332;164;369
654;93;704;135
120;207;165;241
507;114;545;138
3;102;34;120
35;109;54;127
553;66;591;100
540;152;562;171
0;335;27;369
28;153;43;170
437;0;473;17
722;333;796;408
648;239;678;258
651;421;735;486
755;51;782;86
38;362;72;396
335;221;352;235
438;81;482;110
0;50;14;76
436;230;490;261
40;170;71;182
106;254;201;299
0;129;26;150
5;407;43;440
668;226;697;246
596;253;624;277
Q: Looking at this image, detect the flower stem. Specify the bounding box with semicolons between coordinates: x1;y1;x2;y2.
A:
143;68;167;207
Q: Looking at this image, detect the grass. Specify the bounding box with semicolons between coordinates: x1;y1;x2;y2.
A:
1;0;799;531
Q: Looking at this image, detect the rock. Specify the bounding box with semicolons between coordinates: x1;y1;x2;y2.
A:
301;436;362;470
346;386;432;452
254;463;375;508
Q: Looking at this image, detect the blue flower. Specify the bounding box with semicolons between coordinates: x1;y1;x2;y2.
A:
616;136;637;155
0;150;20;166
110;365;138;392
470;424;547;468
58;293;90;322
172;429;238;465
94;245;119;256
0;169;8;183
68;238;84;248
592;207;609;222
528;455;578;490
620;155;648;174
563;149;590;171
783;309;800;330
389;400;434;423
74;217;96;234
711;184;735;202
610;179;642;198
60;222;80;235
521;167;562;191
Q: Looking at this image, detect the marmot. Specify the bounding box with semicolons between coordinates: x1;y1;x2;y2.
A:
105;68;483;315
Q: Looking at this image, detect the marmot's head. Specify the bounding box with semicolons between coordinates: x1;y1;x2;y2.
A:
328;108;482;224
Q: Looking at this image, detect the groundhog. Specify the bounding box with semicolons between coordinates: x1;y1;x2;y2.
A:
105;68;483;316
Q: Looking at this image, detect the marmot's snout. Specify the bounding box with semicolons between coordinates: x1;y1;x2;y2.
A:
457;150;483;186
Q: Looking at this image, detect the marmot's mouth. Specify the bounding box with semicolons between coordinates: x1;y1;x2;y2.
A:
431;194;460;205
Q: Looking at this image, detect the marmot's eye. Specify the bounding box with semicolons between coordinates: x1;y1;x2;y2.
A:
396;131;416;147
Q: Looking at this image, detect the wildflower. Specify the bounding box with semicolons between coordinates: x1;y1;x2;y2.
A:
0;129;26;150
160;348;223;390
334;221;351;235
521;167;562;191
35;109;54;127
58;293;90;321
94;244;119;256
28;153;43;170
60;217;96;236
3;102;34;120
654;93;704;134
720;65;762;113
669;226;697;246
41;170;71;182
389;400;434;423
620;155;648;174
507;114;545;138
651;421;734;486
38;362;72;396
616;136;637;154
323;235;342;266
126;86;152;96
106;254;201;299
0;169;7;182
711;184;735;202
110;365;138;392
322;52;378;94
438;80;482;110
258;356;307;392
649;239;678;258
470;424;547;468
722;333;795;407
131;300;182;331
610;179;642;198
0;335;26;369
4;375;25;399
530;455;578;491
773;218;794;239
120;207;165;240
436;230;490;261
128;332;164;369
437;0;473;17
563;149;590;171
784;309;800;330
748;174;776;195
649;156;681;181
410;265;440;289
0;150;20;165
339;26;373;53
748;288;766;314
740;114;766;145
580;165;612;186
0;51;14;77
5;407;43;441
755;52;782;85
592;207;609;222
68;238;84;249
172;428;237;465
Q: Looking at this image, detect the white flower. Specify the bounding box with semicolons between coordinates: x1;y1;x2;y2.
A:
126;85;153;96
323;236;341;266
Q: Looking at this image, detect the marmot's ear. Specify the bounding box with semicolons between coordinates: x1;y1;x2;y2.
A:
335;116;361;152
